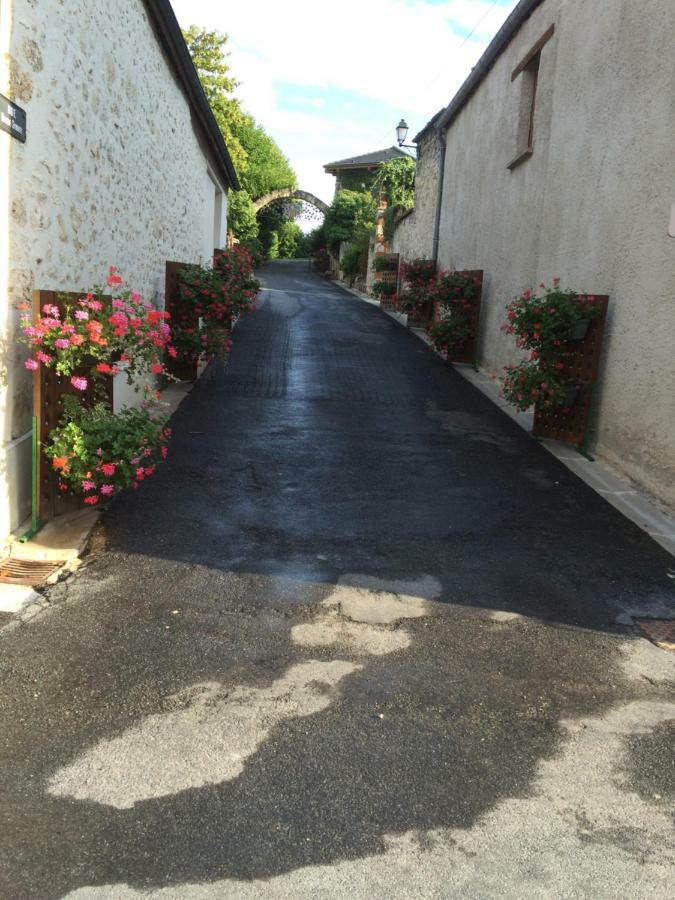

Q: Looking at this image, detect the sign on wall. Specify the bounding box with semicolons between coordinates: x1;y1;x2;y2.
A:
0;94;26;142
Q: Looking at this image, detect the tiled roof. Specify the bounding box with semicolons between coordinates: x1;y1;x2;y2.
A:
324;146;410;173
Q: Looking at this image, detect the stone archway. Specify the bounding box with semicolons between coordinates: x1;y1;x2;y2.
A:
252;189;328;216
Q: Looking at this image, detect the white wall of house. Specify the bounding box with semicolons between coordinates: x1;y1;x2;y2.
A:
0;0;230;541
433;0;675;505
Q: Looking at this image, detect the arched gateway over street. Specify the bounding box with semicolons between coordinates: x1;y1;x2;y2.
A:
252;189;328;216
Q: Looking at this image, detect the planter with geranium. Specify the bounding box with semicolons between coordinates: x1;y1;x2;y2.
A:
501;280;609;446
167;247;259;379
427;270;483;364
21;268;175;519
398;258;436;327
45;396;170;506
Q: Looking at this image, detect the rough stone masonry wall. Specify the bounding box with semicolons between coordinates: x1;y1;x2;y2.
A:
391;129;441;264
435;0;675;507
0;0;229;539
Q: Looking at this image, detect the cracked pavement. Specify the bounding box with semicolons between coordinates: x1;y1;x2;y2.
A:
0;260;673;899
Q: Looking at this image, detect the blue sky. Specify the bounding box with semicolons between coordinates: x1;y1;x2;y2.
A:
170;0;518;217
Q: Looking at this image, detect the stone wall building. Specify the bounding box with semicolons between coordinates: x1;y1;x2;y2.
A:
392;0;675;506
390;112;443;265
324;147;410;197
0;0;239;543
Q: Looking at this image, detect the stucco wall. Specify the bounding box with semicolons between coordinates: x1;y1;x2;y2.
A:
435;0;675;505
391;128;441;264
0;0;229;539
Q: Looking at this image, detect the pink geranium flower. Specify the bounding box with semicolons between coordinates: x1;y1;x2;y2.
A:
24;358;39;370
100;462;116;477
71;376;88;391
55;338;70;349
100;484;115;495
81;480;96;491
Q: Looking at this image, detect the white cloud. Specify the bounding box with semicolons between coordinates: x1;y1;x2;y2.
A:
170;0;518;206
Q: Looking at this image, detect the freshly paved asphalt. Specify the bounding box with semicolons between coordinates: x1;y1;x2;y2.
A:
0;260;673;899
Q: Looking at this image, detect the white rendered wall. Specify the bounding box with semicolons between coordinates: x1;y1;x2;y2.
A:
435;0;675;505
0;0;230;540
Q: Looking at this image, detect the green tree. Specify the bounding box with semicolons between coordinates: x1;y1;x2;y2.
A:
278;220;302;259
228;190;259;241
182;26;248;177
183;26;297;242
324;190;377;254
267;232;280;260
234;115;296;199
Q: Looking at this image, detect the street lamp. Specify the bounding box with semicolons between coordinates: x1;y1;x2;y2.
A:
396;118;416;153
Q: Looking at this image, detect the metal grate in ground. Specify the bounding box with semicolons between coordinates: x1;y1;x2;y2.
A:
634;618;675;652
0;557;63;586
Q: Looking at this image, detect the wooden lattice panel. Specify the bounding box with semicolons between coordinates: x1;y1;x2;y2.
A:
532;295;609;446
431;269;484;365
32;290;113;521
375;254;399;310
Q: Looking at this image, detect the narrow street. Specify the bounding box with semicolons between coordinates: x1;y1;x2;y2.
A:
1;259;673;899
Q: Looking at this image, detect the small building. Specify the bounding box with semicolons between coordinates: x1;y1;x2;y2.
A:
0;0;239;545
391;0;675;506
324;147;410;196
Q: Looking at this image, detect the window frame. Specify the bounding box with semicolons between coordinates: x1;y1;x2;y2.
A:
507;24;555;170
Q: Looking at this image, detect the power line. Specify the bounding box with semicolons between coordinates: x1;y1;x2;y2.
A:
374;0;502;146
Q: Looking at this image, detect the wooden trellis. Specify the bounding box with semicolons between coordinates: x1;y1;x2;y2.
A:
375;254;400;310
532;294;609;448
32;290;113;521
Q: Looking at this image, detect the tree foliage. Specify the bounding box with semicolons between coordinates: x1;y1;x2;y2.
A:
324;190;377;254
277;221;303;259
182;26;248;177
183;27;297;242
227;190;259;241
371;156;416;211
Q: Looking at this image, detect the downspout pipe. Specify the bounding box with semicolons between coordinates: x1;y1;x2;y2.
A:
431;126;447;268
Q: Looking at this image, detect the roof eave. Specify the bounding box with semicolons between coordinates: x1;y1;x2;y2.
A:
437;0;545;133
142;0;241;191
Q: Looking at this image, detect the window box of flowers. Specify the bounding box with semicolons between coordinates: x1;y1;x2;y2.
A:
500;280;608;446
427;270;483;364
21;267;175;519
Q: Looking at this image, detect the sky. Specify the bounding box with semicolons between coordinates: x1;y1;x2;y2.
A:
170;0;518;223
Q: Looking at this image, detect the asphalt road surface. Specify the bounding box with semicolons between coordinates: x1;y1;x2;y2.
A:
1;260;673;899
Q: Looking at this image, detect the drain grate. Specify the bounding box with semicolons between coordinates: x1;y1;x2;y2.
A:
0;557;63;586
634;618;675;652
